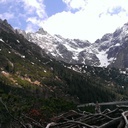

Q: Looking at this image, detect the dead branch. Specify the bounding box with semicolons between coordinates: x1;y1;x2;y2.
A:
117;105;128;109
47;120;97;128
67;120;98;128
0;97;27;128
122;111;128;128
25;123;33;128
22;114;44;128
99;116;122;128
45;122;56;128
117;119;125;128
46;105;128;128
51;110;84;122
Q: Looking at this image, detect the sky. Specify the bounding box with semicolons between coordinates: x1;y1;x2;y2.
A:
0;0;128;42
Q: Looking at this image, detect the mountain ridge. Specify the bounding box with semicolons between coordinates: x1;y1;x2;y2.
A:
17;21;128;68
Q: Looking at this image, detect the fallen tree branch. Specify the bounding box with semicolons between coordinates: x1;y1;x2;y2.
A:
47;120;97;128
46;106;127;128
0;97;27;128
99;116;122;128
22;114;44;128
122;111;128;128
45;122;56;128
117;119;125;128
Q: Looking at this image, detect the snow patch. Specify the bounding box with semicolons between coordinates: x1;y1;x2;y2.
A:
0;38;4;42
72;56;78;61
97;51;109;67
16;40;20;43
115;43;120;46
44;70;47;73
21;55;25;58
31;62;34;65
120;70;126;74
51;52;56;57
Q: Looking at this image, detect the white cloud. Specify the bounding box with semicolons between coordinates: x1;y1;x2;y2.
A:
42;0;128;42
26;23;36;32
0;0;128;43
0;0;7;3
0;12;14;20
62;0;87;10
21;0;47;19
0;0;47;32
27;17;39;24
20;0;47;31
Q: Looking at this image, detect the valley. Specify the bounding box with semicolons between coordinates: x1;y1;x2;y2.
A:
0;19;128;127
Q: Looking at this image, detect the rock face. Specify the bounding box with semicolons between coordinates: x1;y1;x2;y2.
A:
93;23;128;68
1;18;127;68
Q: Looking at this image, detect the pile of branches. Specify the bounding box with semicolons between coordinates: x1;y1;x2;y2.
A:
1;97;128;128
46;106;128;128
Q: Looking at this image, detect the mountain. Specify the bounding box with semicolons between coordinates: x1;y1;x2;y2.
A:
93;23;128;68
17;28;100;66
0;18;128;102
18;22;128;68
0;19;124;102
1;19;128;127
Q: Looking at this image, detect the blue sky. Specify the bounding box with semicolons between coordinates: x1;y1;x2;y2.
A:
0;0;128;42
44;0;67;16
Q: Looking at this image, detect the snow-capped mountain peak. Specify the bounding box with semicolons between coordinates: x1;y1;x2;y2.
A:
17;22;128;68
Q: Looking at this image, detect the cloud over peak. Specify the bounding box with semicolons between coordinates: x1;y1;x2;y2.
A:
42;0;128;42
0;0;128;42
62;0;87;10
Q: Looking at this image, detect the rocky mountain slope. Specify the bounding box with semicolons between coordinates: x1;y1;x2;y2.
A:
93;23;128;68
18;28;95;65
18;22;128;68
